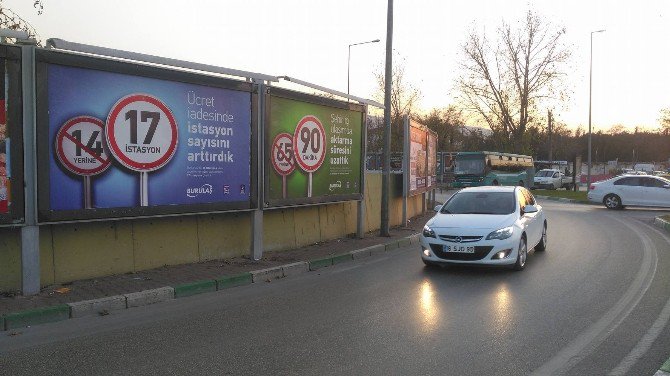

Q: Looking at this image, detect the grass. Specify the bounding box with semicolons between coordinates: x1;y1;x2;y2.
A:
532;189;588;202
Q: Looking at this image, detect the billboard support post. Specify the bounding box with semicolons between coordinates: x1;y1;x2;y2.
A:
357;106;369;239
251;81;265;261
20;45;40;295
83;176;92;209
402;115;408;227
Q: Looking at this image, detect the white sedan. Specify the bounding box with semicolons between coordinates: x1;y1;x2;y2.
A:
420;186;547;271
587;175;670;209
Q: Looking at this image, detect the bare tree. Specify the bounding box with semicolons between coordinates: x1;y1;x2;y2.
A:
372;56;422;151
456;10;571;153
659;108;670;135
0;0;43;43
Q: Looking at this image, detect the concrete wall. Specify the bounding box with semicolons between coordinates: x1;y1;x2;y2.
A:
0;172;427;292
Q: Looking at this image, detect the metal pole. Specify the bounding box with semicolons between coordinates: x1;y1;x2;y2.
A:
251;81;265;261
347;44;351;99
587;29;605;192
139;171;148;206
548;109;553;163
83;176;92;209
402;115;408;227
21;45;40;295
357;105;369;239
380;0;393;237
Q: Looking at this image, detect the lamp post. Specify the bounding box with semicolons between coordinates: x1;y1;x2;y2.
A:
347;39;380;97
587;29;605;192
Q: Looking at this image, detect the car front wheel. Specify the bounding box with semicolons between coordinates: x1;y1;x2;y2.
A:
513;236;527;271
536;223;547;252
604;194;623;210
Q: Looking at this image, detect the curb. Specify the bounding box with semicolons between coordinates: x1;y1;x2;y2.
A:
653;216;670;232
534;195;593;205
3;304;70;330
0;233;420;331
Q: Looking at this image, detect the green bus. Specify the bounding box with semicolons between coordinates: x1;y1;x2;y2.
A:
452;151;534;188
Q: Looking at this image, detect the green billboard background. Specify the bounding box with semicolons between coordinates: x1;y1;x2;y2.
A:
268;95;362;202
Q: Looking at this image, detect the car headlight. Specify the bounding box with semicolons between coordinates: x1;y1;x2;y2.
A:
422;225;436;238
486;226;514;240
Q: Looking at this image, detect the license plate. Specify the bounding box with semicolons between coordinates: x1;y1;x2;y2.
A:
444;245;475;253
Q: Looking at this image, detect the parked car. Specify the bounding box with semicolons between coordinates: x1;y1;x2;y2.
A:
420;186;546;271
533;169;575;190
588;175;670;209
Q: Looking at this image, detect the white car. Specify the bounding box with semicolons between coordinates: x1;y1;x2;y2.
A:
420;186;547;271
587;175;670;209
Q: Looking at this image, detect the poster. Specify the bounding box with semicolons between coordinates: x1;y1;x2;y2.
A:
409;120;427;195
0;58;8;214
427;131;437;188
266;92;363;205
46;64;252;215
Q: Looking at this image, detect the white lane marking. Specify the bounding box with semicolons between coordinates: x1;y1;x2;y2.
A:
531;217;658;376
608;222;670;375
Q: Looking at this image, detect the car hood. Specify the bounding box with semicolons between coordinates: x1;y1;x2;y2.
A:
427;213;516;230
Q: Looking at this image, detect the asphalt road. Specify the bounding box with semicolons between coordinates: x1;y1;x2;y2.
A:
1;201;670;375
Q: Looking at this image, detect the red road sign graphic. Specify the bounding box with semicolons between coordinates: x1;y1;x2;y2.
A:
106;94;178;172
55;116;111;176
271;133;296;176
292;115;326;173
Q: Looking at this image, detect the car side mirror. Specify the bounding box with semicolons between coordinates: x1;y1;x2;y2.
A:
434;204;442;212
523;204;538;214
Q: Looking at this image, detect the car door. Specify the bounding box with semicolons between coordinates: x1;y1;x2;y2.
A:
642;177;670;207
612;176;642;205
522;188;542;245
518;188;540;246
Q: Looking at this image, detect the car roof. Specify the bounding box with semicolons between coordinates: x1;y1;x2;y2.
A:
458;186;517;193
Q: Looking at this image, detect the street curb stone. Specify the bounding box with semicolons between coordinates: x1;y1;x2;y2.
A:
309;257;332;271
216;273;253;290
331;254;352;265
3;304;70;330
0;317;4;331
653;216;670;233
350;247;371;259
662;355;670;372
397;238;411;248
368;244;386;256
125;287;174;308
174;280;217;298
385;241;399;251
68;295;127;318
250;266;284;282
281;262;309;277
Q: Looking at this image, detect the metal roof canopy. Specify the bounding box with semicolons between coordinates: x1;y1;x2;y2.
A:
46;38;279;83
278;75;384;109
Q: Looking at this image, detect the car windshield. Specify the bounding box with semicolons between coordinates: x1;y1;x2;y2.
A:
454;157;485;175
441;191;516;215
536;170;554;177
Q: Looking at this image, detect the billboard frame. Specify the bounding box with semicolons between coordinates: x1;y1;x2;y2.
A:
0;44;25;227
35;49;258;223
263;86;365;209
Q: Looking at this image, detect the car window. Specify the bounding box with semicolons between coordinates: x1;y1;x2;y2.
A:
441;191;516;215
552;172;559;178
614;177;641;186
643;177;666;188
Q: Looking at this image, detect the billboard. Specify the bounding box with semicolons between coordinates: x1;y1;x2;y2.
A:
0;45;24;226
36;52;254;222
407;119;437;196
265;88;364;207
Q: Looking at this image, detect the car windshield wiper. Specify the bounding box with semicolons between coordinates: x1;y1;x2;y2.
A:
462;211;492;214
440;209;451;214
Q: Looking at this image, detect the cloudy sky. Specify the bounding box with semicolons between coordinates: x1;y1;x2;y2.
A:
6;0;669;131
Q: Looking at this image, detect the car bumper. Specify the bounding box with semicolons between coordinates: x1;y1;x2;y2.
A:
419;235;518;266
587;191;604;203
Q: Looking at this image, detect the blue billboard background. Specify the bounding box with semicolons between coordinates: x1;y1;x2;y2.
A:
48;64;251;210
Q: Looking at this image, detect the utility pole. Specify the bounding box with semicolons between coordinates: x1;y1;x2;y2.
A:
548;109;553;163
380;0;393;237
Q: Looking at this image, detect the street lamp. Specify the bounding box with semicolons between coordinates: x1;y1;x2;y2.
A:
347;39;380;97
587;29;605;192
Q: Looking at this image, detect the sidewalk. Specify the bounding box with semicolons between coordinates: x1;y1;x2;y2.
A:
0;211;435;319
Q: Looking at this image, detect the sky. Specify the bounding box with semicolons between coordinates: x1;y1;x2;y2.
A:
5;0;670;131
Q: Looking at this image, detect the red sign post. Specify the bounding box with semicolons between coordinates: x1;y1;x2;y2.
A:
271;132;296;198
292;115;326;197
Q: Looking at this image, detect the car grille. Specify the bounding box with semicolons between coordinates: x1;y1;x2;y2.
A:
429;244;494;261
439;235;482;243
